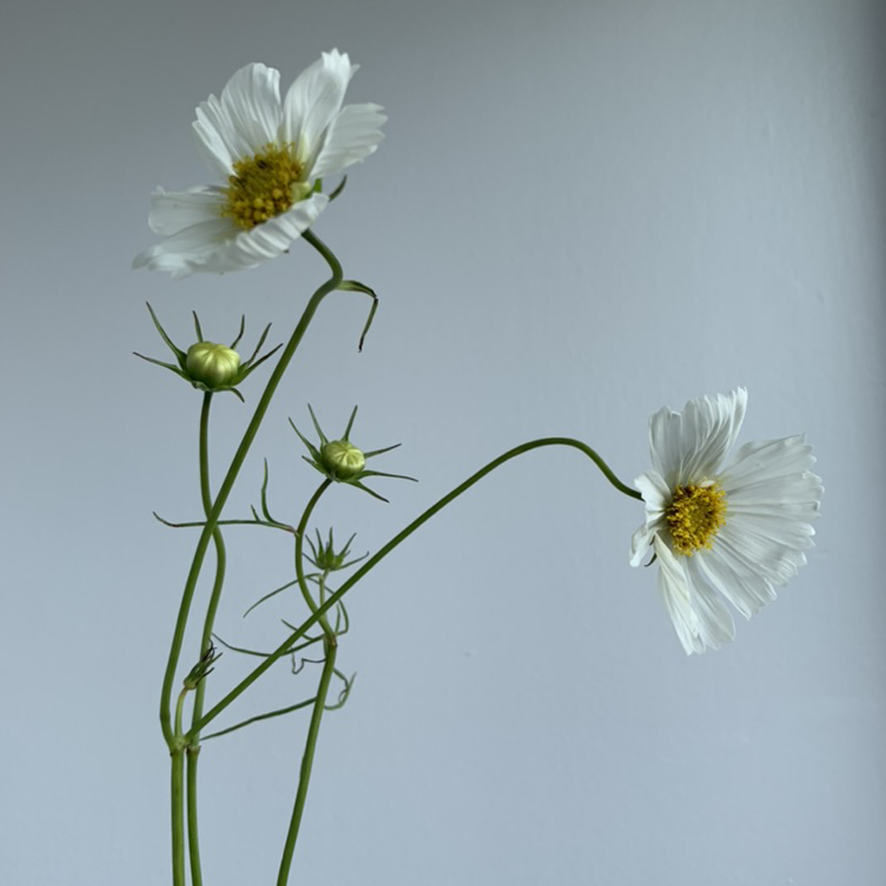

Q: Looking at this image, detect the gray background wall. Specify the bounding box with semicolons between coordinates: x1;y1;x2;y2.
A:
2;1;884;884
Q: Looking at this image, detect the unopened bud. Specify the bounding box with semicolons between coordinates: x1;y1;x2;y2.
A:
321;440;366;480
186;342;241;388
183;644;221;690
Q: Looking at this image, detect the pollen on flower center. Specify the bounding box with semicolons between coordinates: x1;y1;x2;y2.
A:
221;144;307;230
666;483;727;555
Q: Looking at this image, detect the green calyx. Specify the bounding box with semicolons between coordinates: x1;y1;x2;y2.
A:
182;642;221;691
134;303;282;401
290;405;418;502
306;528;368;572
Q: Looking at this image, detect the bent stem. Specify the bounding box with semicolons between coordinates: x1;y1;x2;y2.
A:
185;392;226;886
189;437;640;739
292;480;334;628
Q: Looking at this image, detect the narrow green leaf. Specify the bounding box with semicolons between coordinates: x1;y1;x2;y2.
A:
342;405;358;441
229;314;245;349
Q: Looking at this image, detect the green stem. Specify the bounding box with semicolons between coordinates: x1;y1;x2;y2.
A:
189;437;639;738
171;688;188;886
276;641;338;886
293;481;333;631
201;697;318;741
160;229;343;748
186;747;202;884
274;487;337;884
186;392;225;886
171;751;186;886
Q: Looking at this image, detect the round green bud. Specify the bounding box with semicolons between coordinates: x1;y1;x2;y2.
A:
321;440;366;480
185;342;241;388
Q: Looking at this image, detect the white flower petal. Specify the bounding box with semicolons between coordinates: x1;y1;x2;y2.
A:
727;475;823;508
720;435;820;491
655;538;705;655
647;406;684;489
720;515;812;584
282;49;357;171
630;522;655;567
684;554;736;650
230;192;329;264
630;469;669;566
193;96;238;179
221;63;282;153
132;218;239;279
701;541;777;617
193;65;281;178
650;388;747;486
146;186;227;236
311;102;386;179
133;193;328;278
634;470;670;513
193;63;282;178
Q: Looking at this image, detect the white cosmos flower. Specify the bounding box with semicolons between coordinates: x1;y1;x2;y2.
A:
630;388;823;655
133;50;385;278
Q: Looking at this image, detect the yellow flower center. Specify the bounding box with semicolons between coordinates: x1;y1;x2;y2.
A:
221;144;309;230
665;483;727;555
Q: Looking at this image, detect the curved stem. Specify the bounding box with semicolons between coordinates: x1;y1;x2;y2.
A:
188;437;638;738
160;230;343;748
185;392;225;886
293;481;333;630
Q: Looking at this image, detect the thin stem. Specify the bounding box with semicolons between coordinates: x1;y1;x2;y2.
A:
154;515;295;531
189;437;638;738
201;697;318;741
186;392;225;886
160;230;343;748
293;481;333;630
171;750;186;886
171;687;188;886
186;747;202;886
276;643;338;886
213;633;324;658
275;481;337;883
175;688;188;737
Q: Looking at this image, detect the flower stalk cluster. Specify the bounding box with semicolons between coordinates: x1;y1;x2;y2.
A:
134;48;822;886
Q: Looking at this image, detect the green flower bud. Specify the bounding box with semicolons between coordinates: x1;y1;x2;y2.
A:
182;643;221;690
321;440;366;480
305;528;366;573
186;342;241;388
321;550;347;569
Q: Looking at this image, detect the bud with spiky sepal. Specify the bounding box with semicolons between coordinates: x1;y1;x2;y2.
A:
134;304;282;401
185;342;241;387
306;528;368;572
290;405;417;502
183;642;222;691
320;440;366;480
